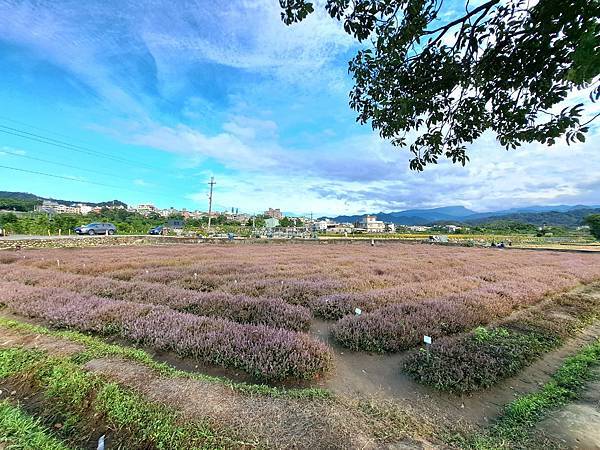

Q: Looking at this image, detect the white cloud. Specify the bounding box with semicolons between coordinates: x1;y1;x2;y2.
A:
133;179;152;187
143;115;600;215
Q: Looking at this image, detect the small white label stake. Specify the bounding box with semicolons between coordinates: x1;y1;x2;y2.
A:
355;308;362;315
423;335;432;345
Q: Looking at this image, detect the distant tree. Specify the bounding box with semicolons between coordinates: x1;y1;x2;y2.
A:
281;0;600;170
0;198;40;212
586;214;600;240
279;217;294;227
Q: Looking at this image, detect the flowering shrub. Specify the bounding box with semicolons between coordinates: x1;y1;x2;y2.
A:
3;266;311;332
12;243;600;357
331;299;490;352
0;281;332;381
402;327;558;393
402;286;600;392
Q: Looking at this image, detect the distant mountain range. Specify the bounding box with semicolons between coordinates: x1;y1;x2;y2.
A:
0;191;127;209
2;191;599;227
325;204;600;227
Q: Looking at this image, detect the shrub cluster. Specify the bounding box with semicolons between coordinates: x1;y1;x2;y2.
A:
402;284;600;392
331;299;492;352
0;281;332;381
3;266;311;332
402;327;558;393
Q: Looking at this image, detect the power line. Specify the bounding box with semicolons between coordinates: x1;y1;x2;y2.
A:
0;164;175;200
0;124;168;173
0;115;90;145
0;149;124;180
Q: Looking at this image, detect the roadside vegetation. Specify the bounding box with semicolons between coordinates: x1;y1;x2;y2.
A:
0;198;301;236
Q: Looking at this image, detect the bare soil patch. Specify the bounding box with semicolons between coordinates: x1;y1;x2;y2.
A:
535;367;600;449
0;326;83;357
83;357;434;449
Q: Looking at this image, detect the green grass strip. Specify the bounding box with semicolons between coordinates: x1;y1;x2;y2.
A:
0;347;44;379
0;315;329;400
458;337;600;449
0;400;72;450
0;348;239;449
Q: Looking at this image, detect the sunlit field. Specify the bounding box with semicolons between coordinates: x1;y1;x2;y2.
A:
2;243;600;383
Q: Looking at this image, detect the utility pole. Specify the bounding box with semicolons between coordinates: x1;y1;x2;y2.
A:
207;176;216;232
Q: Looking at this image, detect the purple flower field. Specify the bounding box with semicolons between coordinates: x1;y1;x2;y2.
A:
0;280;331;381
2;242;600;380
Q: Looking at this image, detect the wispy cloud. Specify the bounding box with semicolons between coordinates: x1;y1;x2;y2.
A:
2;0;599;215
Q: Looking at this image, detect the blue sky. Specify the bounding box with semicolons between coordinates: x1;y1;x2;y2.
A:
0;0;599;216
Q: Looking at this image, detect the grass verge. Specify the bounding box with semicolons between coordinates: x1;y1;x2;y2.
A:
453;337;600;449
0;346;241;449
0;399;72;450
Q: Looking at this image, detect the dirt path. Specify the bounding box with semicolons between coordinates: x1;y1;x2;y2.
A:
0;326;83;357
311;286;600;430
535;367;600;449
0;322;435;450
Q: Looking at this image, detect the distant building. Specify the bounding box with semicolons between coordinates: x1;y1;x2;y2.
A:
136;204;157;215
265;218;280;228
406;225;431;232
313;220;330;231
225;212;251;223
264;208;283;219
77;204;93;215
355;215;386;233
159;207;179;218
445;225;462;233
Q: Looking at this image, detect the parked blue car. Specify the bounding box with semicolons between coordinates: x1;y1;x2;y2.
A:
148;225;164;235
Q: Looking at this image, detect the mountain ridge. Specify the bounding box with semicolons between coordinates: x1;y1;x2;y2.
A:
0;191;127;209
323;204;600;226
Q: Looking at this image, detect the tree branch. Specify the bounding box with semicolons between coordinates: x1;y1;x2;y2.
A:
423;0;499;45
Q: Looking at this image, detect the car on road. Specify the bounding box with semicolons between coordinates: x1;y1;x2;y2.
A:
74;223;116;235
148;225;165;235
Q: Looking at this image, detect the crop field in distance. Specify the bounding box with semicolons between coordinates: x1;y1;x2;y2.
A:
1;241;600;448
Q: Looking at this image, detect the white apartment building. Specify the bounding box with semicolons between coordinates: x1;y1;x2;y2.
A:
356;215;386;233
136;204;157;215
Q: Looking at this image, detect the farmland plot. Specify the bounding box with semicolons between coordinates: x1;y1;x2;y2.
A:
2;242;600;388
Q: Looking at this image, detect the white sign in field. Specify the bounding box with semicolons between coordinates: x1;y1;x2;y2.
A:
423;335;432;345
